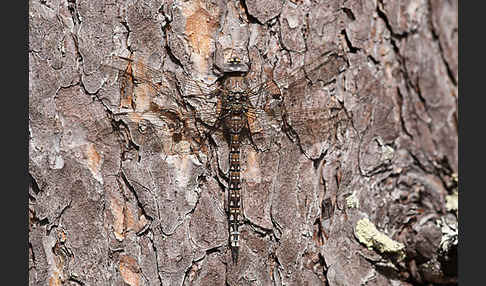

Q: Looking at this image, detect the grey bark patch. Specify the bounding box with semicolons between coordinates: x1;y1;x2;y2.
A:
279;2;305;52
244;0;282;24
189;182;227;250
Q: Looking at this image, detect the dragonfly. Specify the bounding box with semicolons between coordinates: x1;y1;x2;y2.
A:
101;51;349;263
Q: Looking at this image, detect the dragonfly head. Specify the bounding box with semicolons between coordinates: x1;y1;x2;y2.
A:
222;56;249;74
228;57;241;64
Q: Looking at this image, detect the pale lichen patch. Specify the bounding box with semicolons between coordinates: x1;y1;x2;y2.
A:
445;190;458;213
437;216;458;253
381;144;395;161
49;134;65;170
354;218;406;261
446;174;458;215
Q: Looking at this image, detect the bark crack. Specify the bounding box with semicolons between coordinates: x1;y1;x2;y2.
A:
341;29;360;54
395;86;414;139
149;231;164;286
376;0;418;40
162;25;185;70
67;276;85;285
67;0;82;27
239;0;260;25
29;173;42;196
119;170;154;222
426;0;457;86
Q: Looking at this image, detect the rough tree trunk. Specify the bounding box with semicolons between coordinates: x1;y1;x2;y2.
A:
29;0;457;285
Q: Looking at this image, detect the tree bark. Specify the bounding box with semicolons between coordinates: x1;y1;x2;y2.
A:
29;0;457;285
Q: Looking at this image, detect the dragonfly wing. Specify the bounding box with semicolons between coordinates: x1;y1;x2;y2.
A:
247;96;350;157
247;52;347;110
107;56;216;96
116;108;220;158
102;55;225;156
285;96;350;158
245;52;349;157
246;96;286;152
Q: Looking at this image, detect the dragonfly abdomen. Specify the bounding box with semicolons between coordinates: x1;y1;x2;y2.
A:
228;132;241;263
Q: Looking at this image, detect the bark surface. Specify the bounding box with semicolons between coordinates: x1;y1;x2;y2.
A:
29;0;458;285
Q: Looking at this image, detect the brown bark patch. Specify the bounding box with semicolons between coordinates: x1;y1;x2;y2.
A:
109;194;125;241
119;255;141;286
84;143;102;182
48;272;62;286
185;5;217;59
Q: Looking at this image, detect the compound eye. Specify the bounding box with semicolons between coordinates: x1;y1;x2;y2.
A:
230;57;240;64
241;95;248;101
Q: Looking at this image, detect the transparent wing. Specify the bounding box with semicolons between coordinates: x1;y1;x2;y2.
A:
111;107;225;158
245;101;349;153
101;55;224;157
283;105;350;150
247;53;347;110
103;56;221;119
244;52;350;155
106;55;218;98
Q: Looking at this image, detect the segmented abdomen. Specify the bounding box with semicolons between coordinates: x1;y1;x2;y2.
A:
228;132;241;263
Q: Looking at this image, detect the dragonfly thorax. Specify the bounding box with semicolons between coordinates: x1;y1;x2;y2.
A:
228;92;248;102
224;93;248;114
222;91;248;132
224;76;248;93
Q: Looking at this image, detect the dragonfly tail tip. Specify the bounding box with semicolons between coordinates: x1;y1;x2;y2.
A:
231;247;239;264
